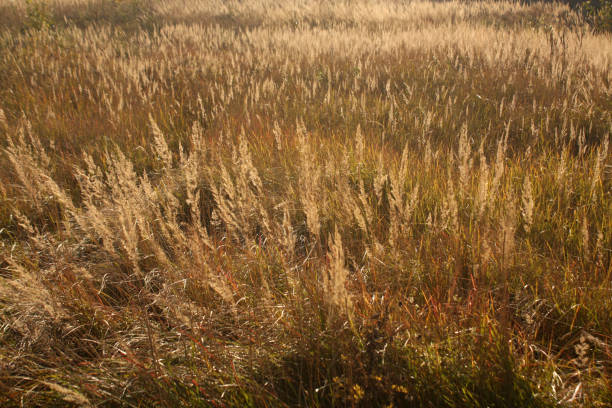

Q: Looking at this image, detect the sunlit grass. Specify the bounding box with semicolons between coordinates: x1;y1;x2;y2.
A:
0;0;610;406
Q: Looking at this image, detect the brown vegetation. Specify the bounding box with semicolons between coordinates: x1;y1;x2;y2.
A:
0;0;610;406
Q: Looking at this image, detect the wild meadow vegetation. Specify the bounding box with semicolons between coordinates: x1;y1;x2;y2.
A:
0;0;611;406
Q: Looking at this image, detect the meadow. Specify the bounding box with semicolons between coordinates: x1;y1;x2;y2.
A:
0;0;611;406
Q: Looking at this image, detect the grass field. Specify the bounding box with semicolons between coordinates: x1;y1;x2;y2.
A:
0;0;611;406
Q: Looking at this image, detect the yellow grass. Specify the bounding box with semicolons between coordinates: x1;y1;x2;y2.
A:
0;0;610;406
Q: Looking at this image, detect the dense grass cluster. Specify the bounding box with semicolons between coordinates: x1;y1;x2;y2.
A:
0;0;611;406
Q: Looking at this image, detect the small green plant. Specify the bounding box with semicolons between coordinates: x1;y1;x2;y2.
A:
580;0;612;32
25;0;53;30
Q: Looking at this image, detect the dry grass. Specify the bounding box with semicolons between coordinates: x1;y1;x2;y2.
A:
0;0;611;406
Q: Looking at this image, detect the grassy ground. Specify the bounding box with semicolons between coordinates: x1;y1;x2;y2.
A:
0;0;611;406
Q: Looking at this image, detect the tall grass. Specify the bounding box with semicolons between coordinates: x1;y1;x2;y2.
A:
0;0;610;406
